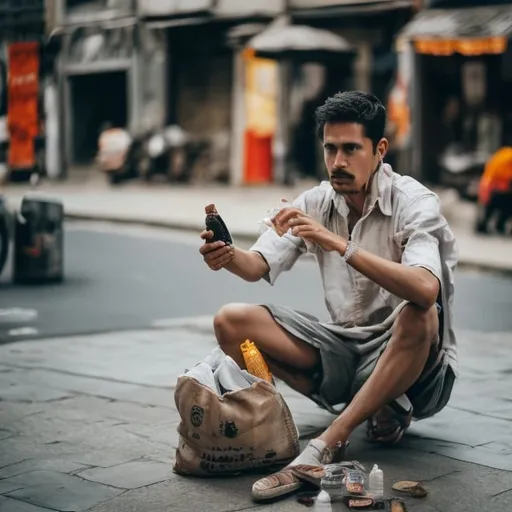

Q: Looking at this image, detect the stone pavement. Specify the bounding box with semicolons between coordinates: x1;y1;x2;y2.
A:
3;172;512;273
1;318;512;512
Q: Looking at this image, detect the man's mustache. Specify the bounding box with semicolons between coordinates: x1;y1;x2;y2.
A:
330;169;355;180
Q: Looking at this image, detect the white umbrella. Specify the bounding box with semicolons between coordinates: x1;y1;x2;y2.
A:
247;24;353;58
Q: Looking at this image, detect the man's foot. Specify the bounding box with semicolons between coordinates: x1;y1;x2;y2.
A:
251;439;348;502
366;404;412;444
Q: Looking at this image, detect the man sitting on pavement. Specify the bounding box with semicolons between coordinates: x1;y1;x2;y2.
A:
199;90;458;501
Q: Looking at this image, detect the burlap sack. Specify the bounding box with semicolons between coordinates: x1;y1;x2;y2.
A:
173;374;300;476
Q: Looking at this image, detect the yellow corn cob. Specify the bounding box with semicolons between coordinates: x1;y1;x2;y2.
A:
240;340;273;383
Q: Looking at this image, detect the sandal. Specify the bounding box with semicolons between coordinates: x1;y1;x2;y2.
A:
251;440;348;502
367;401;413;445
251;468;303;502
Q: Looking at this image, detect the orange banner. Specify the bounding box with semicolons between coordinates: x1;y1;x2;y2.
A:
7;42;40;169
414;37;507;56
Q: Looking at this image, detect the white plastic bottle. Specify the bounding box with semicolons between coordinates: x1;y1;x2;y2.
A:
314;490;332;512
369;464;384;498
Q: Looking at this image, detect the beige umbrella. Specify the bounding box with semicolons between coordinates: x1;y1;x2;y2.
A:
247;22;354;60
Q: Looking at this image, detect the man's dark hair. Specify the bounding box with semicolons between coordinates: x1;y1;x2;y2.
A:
314;90;387;151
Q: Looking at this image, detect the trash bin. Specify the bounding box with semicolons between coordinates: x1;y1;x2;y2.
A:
13;193;64;284
0;195;11;277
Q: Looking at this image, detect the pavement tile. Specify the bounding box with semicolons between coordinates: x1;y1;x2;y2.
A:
0;365;21;373
0;384;73;404
0;479;25;495
418;466;512;512
0;458;89;480
51;396;172;426
0;367;175;410
0;438;81;469
91;476;258;512
0;330;210;389
77;460;172;489
4;407;163;457
487;490;512;512
0;430;13;441
0;496;52;512
116;387;174;409
9;369;166;407
63;452;142;469
407;406;512;448
409;441;512;473
3;470;123;512
119;421;177;448
0;403;45;430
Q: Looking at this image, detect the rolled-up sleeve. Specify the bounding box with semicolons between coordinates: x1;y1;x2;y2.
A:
394;193;444;282
249;194;308;285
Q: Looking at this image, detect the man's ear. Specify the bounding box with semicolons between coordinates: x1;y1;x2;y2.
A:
377;138;389;160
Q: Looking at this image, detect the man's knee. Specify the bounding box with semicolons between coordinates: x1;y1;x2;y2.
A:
392;303;439;351
213;303;253;349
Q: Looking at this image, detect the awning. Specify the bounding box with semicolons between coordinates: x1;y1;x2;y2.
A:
145;16;211;30
292;0;414;18
397;5;512;56
47;16;137;39
246;18;354;61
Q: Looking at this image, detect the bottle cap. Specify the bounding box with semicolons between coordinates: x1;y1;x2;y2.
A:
205;204;218;215
317;490;331;503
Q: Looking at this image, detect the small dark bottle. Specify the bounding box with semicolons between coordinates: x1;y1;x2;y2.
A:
205;204;233;245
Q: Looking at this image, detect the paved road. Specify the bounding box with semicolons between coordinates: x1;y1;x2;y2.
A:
1;222;512;512
1;221;512;343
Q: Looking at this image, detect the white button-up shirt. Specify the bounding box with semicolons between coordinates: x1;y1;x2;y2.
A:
250;164;459;375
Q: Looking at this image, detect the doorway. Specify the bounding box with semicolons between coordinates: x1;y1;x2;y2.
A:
69;71;127;164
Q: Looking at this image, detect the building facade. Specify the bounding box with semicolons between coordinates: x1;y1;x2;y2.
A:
45;0;420;183
395;0;512;185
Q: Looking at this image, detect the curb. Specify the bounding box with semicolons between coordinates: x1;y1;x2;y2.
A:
65;211;512;276
64;212;261;244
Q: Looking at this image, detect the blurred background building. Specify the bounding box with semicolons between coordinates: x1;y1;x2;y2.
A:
0;0;46;184
396;0;512;194
1;0;512;192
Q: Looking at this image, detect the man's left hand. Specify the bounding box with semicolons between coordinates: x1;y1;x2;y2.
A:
273;207;345;252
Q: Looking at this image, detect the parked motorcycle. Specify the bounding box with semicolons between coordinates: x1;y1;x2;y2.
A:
97;126;141;185
438;144;487;201
138;125;191;183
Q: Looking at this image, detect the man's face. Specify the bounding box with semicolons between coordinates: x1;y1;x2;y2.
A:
323;122;387;195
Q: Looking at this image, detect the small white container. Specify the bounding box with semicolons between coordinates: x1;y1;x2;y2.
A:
368;464;384;498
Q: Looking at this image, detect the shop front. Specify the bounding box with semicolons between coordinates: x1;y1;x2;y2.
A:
396;3;512;194
285;1;416;182
59;19;137;169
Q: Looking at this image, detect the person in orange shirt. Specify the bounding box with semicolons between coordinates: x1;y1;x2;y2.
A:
476;146;512;234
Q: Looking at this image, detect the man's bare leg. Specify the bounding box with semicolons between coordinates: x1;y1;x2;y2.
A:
213;303;319;396
265;356;317;397
317;303;439;448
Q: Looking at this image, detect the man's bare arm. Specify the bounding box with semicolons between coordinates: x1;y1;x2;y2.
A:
199;229;269;281
337;240;439;310
225;247;270;282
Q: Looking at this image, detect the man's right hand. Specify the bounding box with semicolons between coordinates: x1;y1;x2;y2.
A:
199;230;235;271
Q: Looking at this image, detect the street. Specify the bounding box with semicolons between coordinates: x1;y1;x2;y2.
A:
1;221;512;511
3;0;512;509
1;221;512;343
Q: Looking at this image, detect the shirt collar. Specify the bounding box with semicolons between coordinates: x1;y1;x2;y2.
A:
368;162;393;217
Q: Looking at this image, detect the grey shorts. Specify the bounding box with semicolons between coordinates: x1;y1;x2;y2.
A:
262;303;455;420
